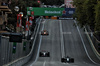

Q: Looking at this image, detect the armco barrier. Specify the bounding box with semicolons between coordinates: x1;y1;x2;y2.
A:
3;17;42;66
0;36;9;66
85;26;100;60
0;36;30;66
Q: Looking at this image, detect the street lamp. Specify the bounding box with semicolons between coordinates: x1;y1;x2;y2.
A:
14;6;23;33
19;12;23;17
14;6;19;12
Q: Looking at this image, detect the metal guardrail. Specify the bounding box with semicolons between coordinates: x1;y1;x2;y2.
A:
84;26;100;60
0;36;30;66
3;17;42;66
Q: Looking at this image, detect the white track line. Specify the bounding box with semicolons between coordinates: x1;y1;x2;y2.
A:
43;61;46;66
74;20;99;65
59;20;65;58
30;20;45;66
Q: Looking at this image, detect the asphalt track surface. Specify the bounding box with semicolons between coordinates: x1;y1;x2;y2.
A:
23;19;100;66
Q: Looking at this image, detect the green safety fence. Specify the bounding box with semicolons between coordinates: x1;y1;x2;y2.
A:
23;42;26;51
12;42;16;54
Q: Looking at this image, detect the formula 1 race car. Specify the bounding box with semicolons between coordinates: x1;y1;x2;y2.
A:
61;56;74;63
41;30;49;35
39;51;50;57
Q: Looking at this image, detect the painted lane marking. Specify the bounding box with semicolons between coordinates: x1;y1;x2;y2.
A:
43;61;46;66
74;20;99;65
59;20;65;58
62;32;72;34
41;20;46;24
30;20;45;66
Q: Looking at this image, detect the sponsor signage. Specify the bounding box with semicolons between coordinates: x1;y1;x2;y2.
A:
58;17;74;20
9;33;22;43
62;8;75;17
27;7;75;17
27;7;64;16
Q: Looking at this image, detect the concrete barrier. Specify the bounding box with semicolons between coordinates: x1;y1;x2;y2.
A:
85;27;100;60
3;17;42;66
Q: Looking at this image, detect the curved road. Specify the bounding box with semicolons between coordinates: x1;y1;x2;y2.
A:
23;19;100;66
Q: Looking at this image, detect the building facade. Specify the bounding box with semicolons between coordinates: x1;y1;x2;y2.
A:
0;0;12;32
64;0;74;8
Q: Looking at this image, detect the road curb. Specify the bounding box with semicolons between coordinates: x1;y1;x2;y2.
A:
84;27;100;60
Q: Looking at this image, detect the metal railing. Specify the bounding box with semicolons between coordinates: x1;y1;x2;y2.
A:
0;17;42;66
85;26;100;60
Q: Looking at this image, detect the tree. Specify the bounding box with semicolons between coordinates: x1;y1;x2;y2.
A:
83;0;97;30
73;0;100;40
95;1;100;36
73;0;97;29
8;0;40;31
40;0;64;5
73;0;87;27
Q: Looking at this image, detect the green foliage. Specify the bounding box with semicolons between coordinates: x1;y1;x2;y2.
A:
83;0;97;29
8;0;40;29
73;0;87;27
73;0;100;38
32;2;40;7
41;0;63;5
12;42;16;54
73;0;97;29
95;1;100;32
